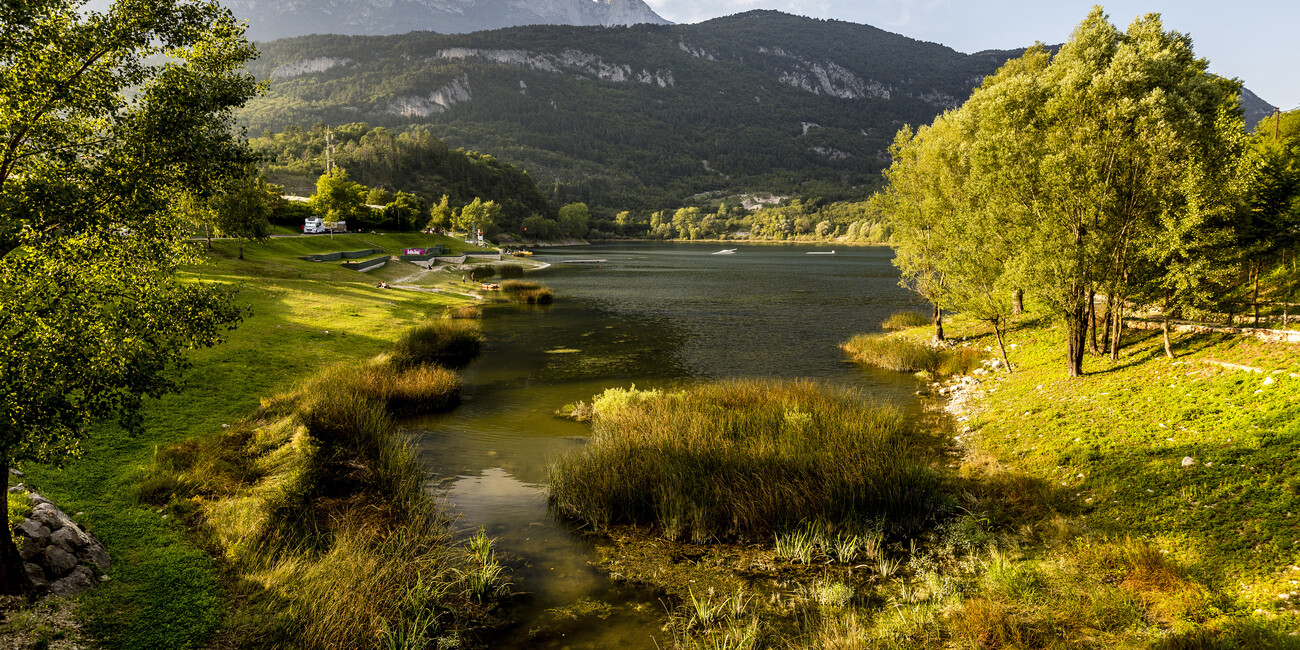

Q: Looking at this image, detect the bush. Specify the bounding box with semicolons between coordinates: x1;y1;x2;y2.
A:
881;310;931;330
548;379;943;542
392;320;484;369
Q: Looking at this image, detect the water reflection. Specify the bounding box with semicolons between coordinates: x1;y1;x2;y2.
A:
403;243;926;647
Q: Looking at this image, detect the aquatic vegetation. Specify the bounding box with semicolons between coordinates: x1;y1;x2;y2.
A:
497;263;525;278
548;378;943;542
881;310;931;330
500;279;554;304
444;304;482;319
840;333;983;375
392;319;485;369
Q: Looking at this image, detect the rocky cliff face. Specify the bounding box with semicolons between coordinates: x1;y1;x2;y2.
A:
223;0;669;41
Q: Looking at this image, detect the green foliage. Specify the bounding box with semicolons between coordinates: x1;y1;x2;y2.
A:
547;379;943;542
6;491;30;529
454;197;500;239
557;202;590;239
883;8;1251;375
0;2;256;603
308;167;371;225
252;123;551;233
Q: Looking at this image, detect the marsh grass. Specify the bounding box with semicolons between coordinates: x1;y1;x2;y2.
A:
840;334;984;376
881;311;931;330
392;319;484;369
445;305;482;319
497;263;525;279
137;325;495;649
500;279;554;304
548;379;943;543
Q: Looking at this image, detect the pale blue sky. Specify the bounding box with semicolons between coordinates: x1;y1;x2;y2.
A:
645;0;1298;111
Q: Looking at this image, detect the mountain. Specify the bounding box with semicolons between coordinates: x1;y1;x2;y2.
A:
241;11;1031;209
1242;87;1278;132
238;10;1275;212
223;0;670;41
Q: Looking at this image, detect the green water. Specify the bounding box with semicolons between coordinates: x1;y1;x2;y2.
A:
403;242;927;647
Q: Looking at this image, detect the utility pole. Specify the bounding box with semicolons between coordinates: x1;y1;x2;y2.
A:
325;126;336;173
1275;108;1282;143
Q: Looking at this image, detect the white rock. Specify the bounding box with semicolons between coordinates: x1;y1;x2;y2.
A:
1181;456;1196;467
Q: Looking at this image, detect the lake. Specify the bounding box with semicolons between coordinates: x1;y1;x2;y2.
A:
403;242;926;647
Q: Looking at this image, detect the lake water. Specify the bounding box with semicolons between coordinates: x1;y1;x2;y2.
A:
403;242;926;647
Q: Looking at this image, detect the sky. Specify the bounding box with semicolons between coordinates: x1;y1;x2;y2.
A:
643;0;1299;111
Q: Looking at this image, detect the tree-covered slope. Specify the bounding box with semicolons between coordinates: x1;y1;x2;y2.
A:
238;11;1030;210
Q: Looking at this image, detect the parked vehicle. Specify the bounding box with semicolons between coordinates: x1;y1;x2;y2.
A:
303;218;347;234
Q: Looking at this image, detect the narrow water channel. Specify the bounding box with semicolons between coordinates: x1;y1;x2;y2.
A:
403;242;926;647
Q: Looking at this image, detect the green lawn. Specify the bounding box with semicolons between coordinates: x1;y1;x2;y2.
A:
15;234;478;648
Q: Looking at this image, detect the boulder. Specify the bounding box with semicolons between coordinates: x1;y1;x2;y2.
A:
49;526;89;553
18;537;43;562
15;519;51;543
23;562;49;591
47;566;96;598
42;545;78;577
79;544;111;573
30;503;65;532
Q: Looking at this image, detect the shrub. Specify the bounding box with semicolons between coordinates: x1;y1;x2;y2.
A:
548;379;943;543
881;310;931;330
392;320;484;369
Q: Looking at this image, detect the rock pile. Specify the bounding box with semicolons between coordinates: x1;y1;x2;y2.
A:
8;487;110;597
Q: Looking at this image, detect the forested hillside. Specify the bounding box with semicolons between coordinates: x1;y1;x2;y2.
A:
252;123;552;228
238;11;1033;211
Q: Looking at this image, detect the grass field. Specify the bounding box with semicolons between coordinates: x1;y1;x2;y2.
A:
11;233;485;648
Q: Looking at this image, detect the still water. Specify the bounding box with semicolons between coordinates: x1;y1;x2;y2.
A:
404;242;926;647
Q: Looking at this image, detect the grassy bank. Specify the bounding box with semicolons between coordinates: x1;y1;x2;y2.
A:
841;331;983;375
137;322;500;648
548;379;946;542
12;233;485;648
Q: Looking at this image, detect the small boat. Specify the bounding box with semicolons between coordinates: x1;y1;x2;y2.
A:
806;250;836;255
712;249;737;255
513;250;533;256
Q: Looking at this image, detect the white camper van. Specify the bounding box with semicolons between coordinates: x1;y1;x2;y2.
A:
303;218;347;234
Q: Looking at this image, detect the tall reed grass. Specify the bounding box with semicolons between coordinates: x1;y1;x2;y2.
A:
547;379;943;543
139;325;498;648
881;310;931;330
840;334;983;376
392;319;484;369
500;280;553;304
497;263;525;279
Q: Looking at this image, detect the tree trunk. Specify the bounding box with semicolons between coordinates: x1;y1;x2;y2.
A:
238;238;244;260
1162;312;1175;359
1066;305;1088;377
0;456;35;597
1087;289;1098;354
1012;289;1024;315
932;304;945;342
205;223;212;249
1109;303;1124;363
1100;293;1114;356
1252;260;1261;327
993;320;1013;373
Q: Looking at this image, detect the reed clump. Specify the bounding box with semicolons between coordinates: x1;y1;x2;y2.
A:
137;325;500;649
547;379;942;543
445;304;483;319
500;280;553;305
841;334;984;376
881;310;931;330
392;319;485;369
497;263;525;279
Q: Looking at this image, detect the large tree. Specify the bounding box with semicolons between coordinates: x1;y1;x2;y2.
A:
886;8;1247;376
0;0;257;594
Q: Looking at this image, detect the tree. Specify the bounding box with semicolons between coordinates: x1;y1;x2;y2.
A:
382;191;424;232
211;173;274;260
558;202;591;239
0;0;255;594
893;9;1246;375
365;187;393;207
427;194;455;231
455;198;500;240
308;167;368;225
